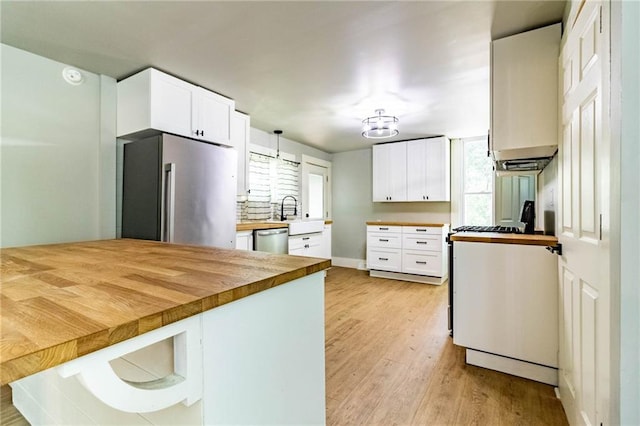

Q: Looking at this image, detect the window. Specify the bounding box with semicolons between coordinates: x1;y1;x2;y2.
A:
462;137;493;225
246;150;299;220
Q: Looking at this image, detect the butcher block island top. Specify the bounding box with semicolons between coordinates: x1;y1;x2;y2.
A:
450;232;558;246
0;238;331;385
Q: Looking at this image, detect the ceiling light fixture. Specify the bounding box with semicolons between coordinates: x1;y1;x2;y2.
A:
361;109;399;139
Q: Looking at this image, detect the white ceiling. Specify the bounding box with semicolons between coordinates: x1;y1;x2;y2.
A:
0;1;564;153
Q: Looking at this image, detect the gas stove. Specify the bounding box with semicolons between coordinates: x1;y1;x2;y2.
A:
452;225;522;234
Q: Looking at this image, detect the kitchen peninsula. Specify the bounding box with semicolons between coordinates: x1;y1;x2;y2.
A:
1;239;330;425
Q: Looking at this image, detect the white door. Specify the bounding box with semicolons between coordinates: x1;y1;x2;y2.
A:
304;163;329;220
557;2;610;425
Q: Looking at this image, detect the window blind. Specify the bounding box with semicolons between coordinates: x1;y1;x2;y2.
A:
247;152;299;220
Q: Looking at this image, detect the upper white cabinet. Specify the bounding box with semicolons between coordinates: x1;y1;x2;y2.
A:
231;111;250;196
372;142;407;202
490;23;561;160
117;68;235;146
373;137;450;202
406;137;450;201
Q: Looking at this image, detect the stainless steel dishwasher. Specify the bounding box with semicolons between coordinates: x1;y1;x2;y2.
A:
253;228;289;254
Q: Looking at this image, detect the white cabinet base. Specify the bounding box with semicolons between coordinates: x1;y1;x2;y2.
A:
369;269;447;285
466;349;558;386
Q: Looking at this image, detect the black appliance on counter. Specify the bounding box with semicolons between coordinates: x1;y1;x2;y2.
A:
520;200;536;234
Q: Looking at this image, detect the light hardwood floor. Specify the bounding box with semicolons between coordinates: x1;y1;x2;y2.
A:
325;267;568;425
1;266;568;425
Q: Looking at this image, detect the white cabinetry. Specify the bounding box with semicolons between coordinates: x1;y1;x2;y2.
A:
401;227;444;276
453;241;558;385
288;224;332;259
406;137;450;201
372;138;450;202
366;225;402;272
491;24;560;160
231;111;250;196
322;224;332;259
289;233;323;258
235;231;253;251
372;142;407;202
366;224;448;284
117;68;234;146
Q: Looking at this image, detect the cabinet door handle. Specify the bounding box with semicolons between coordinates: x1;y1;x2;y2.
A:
379;239;389;242
416;229;427;232
426;196;429;200
201;130;204;137
378;257;388;261
302;237;310;240
416;241;428;244
416;261;427;265
379;227;389;231
304;244;309;249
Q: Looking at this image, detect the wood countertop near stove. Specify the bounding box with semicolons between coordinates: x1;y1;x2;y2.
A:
449;232;558;246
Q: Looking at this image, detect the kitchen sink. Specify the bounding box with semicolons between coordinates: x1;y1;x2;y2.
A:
286;220;325;236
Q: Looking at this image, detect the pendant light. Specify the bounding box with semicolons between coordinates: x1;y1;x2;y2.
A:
274;129;283;158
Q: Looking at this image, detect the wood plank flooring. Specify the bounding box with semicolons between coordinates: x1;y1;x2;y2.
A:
325;267;568;425
1;266;568;425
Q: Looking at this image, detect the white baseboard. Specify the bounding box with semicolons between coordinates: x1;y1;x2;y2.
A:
331;257;367;270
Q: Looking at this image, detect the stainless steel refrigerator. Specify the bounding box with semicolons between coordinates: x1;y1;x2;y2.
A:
122;133;237;249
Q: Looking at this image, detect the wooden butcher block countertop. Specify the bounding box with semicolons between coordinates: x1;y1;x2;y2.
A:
236;220;333;232
366;221;447;227
0;239;331;385
449;232;558;246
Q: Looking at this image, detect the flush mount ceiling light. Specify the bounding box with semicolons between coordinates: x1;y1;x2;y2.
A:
362;109;399;139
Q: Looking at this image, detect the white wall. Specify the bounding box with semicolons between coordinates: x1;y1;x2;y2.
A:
1;44;116;248
537;155;557;235
620;1;640;423
332;148;450;261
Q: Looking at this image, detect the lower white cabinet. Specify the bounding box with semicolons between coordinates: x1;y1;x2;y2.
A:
322;224;332;259
235;231;253;251
289;224;332;259
366;224;448;284
289;233;323;258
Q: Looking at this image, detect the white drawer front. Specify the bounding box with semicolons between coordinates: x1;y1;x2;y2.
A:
402;234;442;252
367;225;402;234
402;251;442;277
367;248;402;272
367;232;402;249
402;226;442;236
289;233;322;251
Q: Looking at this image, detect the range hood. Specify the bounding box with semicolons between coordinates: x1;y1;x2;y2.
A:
492;145;557;176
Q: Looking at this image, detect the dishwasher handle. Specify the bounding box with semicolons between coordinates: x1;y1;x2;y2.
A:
255;228;288;237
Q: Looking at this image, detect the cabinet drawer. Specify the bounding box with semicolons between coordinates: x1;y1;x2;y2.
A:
367;225;402;234
289;233;322;251
367;232;401;249
402;234;442;252
402;226;442;235
402;251;442;277
367;248;402;272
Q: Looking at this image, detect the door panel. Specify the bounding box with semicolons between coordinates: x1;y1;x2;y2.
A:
558;2;610;425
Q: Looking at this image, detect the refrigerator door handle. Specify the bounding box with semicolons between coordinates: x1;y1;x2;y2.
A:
164;163;176;243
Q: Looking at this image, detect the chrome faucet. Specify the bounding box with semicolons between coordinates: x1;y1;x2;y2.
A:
280;196;297;221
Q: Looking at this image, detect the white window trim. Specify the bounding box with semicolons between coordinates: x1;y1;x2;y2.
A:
452;136;494;227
